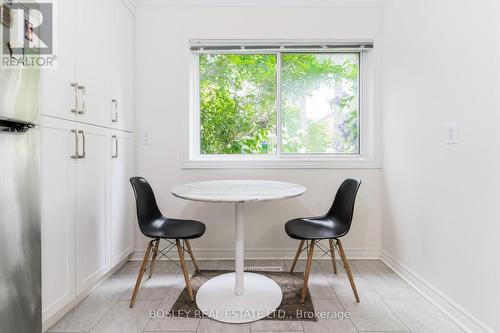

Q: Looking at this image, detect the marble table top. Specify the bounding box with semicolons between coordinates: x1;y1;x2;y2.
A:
171;180;306;203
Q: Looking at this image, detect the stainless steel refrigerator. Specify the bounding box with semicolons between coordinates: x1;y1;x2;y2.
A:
0;63;41;331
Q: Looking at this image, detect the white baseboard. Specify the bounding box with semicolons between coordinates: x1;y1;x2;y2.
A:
129;247;381;261
380;251;494;333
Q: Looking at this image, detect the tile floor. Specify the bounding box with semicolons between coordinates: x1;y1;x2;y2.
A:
48;259;464;333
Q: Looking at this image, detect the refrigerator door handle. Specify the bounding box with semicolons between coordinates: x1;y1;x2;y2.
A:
70;83;79;114
70;129;79;159
77;130;86;159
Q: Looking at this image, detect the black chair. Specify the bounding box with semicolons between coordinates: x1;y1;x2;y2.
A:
129;177;206;307
285;178;361;303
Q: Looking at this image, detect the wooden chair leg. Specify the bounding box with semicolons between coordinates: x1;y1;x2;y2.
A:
290;240;305;273
301;240;315;303
336;239;359;302
149;239;160;279
184;239;200;273
130;240;153;308
176;239;194;301
328;239;337;275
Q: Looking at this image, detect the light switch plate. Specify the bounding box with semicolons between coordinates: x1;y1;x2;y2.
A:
445;122;459;144
142;131;152;145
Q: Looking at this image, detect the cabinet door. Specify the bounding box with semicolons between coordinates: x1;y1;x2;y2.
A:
75;124;109;293
40;0;77;120
40;117;76;321
110;132;134;266
109;0;134;131
75;0;113;127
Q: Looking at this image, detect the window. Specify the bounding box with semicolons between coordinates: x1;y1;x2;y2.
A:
199;54;278;154
281;53;359;154
189;41;375;167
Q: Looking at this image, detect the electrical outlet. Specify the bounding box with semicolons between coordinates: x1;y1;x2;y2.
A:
445;122;459;145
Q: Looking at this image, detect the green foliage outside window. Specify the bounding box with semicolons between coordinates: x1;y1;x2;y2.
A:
199;52;359;155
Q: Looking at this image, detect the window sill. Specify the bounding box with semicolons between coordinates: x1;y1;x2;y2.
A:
182;157;381;169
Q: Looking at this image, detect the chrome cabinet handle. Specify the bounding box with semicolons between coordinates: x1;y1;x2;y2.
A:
77;86;86;114
111;99;118;123
111;135;118;158
77;130;86;159
71;83;79;113
70;129;79;159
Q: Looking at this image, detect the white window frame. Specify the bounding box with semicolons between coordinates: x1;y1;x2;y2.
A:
185;44;379;169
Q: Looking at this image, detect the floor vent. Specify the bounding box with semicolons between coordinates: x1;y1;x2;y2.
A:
244;266;285;272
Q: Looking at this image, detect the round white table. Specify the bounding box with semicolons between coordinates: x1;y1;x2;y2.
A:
171;180;306;323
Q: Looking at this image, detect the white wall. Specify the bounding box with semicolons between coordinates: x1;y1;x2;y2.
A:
381;1;500;332
133;2;384;259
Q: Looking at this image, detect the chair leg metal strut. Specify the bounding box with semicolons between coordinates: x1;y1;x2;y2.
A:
291;238;359;303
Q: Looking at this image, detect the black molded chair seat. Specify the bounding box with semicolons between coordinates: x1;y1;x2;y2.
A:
142;217;206;240
285;216;349;240
129;177;206;306
285;178;362;304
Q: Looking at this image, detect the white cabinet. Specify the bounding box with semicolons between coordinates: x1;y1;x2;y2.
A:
75;124;109;293
41;118;76;322
109;0;134;131
75;0;113;127
40;0;134;130
40;0;135;325
40;117;134;322
40;0;77;120
110;131;134;266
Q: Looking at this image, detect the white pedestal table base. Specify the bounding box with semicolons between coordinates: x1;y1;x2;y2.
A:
195;272;283;323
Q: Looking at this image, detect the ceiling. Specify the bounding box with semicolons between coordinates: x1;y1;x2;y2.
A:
133;0;386;8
